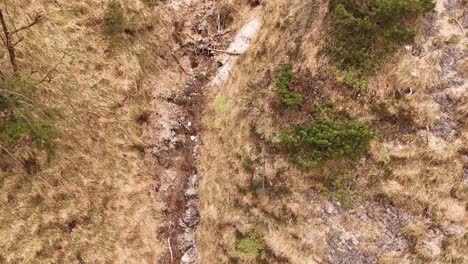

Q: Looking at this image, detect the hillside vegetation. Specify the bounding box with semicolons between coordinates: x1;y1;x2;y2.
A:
0;0;178;262
1;0;466;263
197;0;467;263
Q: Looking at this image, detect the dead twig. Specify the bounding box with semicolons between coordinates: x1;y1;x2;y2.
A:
0;88;35;103
451;18;465;34
0;143;16;160
207;48;241;56
171;53;189;75
37;52;67;85
167;237;174;263
10;14;41;36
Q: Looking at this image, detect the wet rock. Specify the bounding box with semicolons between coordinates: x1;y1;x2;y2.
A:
433;117;458;138
443;0;462;11
411;44;422;57
324;203;336;215
422;239;441;259
188;174;198;187
433;93;454;113
327;231;377;264
440;48;466;78
181;247;198;264
463;11;468;28
463;166;468;183
185;188;198;199
178;231;195;251
197;20;209;34
182;206;199;228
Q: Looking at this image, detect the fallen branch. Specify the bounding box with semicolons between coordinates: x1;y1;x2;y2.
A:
207;48;241;56
171;53;189;75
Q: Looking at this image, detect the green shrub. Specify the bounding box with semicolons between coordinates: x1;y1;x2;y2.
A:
281;107;374;168
236;232;265;257
104;0;128;35
273;64;303;108
333;68;368;93
329;0;434;72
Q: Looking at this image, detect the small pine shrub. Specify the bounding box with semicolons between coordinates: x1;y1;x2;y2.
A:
236;232;265;257
273;64;303;108
281;107;374;168
104;1;128;35
329;0;434;72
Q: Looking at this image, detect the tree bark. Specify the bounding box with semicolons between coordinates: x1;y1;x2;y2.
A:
0;10;18;73
0;9;41;74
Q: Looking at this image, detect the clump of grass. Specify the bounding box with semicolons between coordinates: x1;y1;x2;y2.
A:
0;77;59;161
213;95;228;113
236;231;265;257
104;0;130;35
323;174;364;209
243;157;256;174
141;0;162;7
273;64;303;108
329;0;434;72
281;105;374;169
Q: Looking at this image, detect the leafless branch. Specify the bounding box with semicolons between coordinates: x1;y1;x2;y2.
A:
167;237;174;263
0;8;42;73
10;14;41;35
11;36;23;46
37;52;67;85
207;48;242;56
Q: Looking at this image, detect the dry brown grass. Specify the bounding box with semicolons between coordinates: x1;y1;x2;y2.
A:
197;0;467;263
197;0;331;262
0;0;179;262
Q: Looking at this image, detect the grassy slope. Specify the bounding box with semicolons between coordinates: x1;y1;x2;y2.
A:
198;0;467;263
0;0;177;262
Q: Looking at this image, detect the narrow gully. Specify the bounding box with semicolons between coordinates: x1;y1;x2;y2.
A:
156;1;263;263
